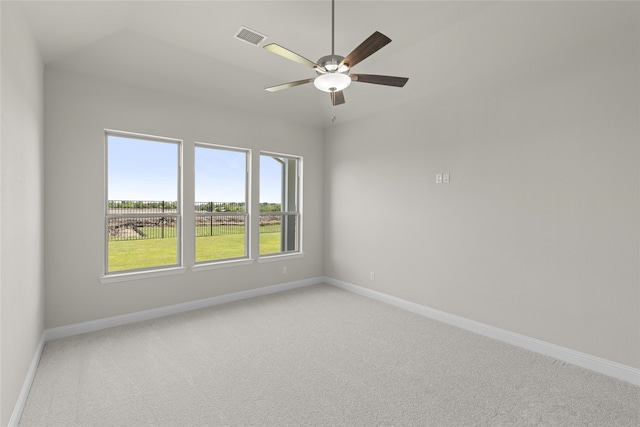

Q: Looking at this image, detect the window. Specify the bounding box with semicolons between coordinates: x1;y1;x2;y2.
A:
195;144;249;263
105;132;181;273
260;153;301;256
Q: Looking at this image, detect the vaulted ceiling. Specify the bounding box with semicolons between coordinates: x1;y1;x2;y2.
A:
16;0;635;128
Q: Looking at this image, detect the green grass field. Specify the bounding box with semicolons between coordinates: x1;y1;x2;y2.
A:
108;232;282;272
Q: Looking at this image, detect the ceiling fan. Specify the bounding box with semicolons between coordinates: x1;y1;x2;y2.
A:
263;0;409;106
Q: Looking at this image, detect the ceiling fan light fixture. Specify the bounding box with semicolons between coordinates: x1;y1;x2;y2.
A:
262;0;408;104
314;73;352;92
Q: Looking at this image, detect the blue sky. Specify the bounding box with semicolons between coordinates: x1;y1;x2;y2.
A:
108;135;282;203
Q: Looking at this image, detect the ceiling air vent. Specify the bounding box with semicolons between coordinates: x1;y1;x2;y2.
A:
234;26;267;46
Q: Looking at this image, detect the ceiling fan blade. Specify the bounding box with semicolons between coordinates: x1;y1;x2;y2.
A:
339;31;391;69
264;43;320;69
351;74;409;87
265;78;314;92
331;90;345;106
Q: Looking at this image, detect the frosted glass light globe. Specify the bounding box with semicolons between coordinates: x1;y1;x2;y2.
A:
314;73;351;93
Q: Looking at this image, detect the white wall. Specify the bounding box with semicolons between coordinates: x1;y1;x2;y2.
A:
44;68;324;329
324;21;639;368
0;3;45;425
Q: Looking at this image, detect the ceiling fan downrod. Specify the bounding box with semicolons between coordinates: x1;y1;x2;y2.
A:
331;0;335;55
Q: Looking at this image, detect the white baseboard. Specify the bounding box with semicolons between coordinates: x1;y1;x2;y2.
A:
44;277;322;341
12;275;638;426
9;336;45;427
324;276;640;386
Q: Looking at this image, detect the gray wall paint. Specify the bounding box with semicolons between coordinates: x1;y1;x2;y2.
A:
324;26;639;368
0;3;45;425
44;68;324;329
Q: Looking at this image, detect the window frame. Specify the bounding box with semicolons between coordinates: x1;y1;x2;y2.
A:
103;130;183;277
258;151;303;259
193;142;251;266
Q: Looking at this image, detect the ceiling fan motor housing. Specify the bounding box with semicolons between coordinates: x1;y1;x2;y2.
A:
316;55;347;73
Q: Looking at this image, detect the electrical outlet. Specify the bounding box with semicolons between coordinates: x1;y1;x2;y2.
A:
370;272;375;281
436;174;443;184
443;173;450;183
282;266;287;274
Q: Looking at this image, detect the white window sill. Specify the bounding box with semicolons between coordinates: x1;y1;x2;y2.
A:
258;252;304;263
100;267;186;284
191;258;254;272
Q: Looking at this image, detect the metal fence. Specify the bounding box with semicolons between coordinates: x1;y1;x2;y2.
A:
108;216;178;240
195;201;246;238
108;201;281;241
195;201;245;213
108;200;178;214
259;215;284;234
195;215;246;237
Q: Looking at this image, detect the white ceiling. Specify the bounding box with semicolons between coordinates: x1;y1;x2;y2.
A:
15;0;636;128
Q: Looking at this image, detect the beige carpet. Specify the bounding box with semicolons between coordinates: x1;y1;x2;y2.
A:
20;284;640;426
